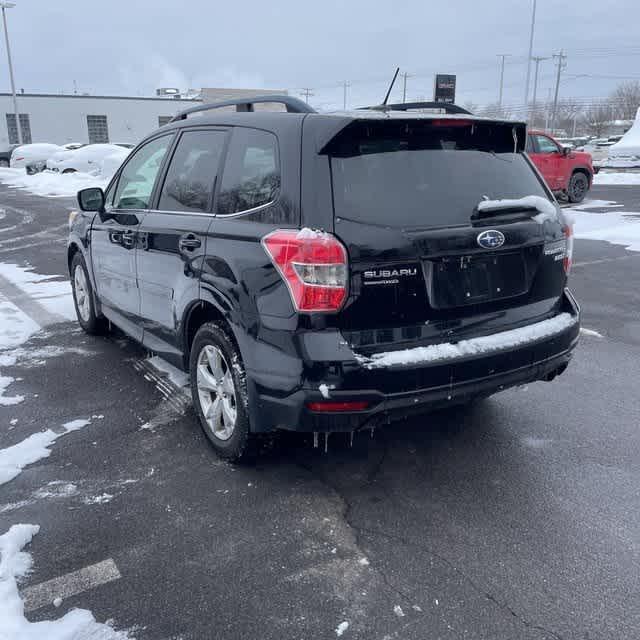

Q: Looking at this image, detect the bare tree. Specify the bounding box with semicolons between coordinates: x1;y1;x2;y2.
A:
610;81;640;120
554;98;584;136
582;101;611;137
480;102;513;119
462;100;478;114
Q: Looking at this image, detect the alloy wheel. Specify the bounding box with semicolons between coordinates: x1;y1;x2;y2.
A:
196;344;237;441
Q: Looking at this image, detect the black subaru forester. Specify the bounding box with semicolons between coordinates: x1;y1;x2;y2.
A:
68;96;580;460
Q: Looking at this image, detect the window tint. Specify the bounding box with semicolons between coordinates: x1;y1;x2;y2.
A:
87;115;109;143
329;120;548;229
113;135;172;210
217;128;280;215
158;130;226;212
534;135;559;154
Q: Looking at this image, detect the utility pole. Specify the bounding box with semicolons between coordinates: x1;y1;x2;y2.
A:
550;50;567;134
531;56;550;127
523;0;537;113
497;54;510;108
401;72;412;103
299;88;314;104
341;80;350;110
1;2;21;145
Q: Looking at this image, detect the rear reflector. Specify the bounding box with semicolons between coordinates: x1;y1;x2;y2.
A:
307;401;370;412
563;224;573;274
262;229;348;312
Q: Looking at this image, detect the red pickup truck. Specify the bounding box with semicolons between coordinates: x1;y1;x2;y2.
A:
526;130;594;203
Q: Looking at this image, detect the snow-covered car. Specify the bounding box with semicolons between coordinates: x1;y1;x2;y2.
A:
46;149;77;172
99;148;131;178
63;142;87;151
53;144;130;174
606;108;640;168
10;143;63;169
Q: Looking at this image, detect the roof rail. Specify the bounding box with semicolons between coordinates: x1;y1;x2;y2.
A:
359;101;472;115
170;95;316;122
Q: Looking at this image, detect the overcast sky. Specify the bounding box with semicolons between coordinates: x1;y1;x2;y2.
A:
2;0;639;111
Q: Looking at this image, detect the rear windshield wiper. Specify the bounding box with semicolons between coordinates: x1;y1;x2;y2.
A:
472;195;558;222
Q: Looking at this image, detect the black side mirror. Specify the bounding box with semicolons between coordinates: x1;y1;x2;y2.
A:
77;187;105;212
561;146;571;156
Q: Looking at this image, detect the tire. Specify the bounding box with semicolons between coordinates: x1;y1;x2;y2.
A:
568;172;589;203
62;168;76;174
0;159;9;168
190;322;256;462
70;252;106;335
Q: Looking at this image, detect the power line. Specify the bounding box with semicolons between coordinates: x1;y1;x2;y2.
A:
299;88;314;104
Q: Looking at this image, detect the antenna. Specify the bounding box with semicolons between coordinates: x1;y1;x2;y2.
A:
382;67;400;106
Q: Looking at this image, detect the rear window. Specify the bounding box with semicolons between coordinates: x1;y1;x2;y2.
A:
328;120;549;228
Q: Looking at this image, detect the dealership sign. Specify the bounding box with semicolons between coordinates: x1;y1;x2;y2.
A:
433;74;456;104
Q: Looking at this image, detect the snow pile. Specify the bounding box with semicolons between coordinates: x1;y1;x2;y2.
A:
476;195;558;221
593;172;640;186
570;209;640;252
356;313;577;369
335;621;349;636
0;419;91;486
0;525;132;639
606;107;640;168
0;168;109;198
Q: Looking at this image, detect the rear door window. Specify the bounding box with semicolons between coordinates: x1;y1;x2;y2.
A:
158;129;227;212
216;128;280;215
328;120;549;229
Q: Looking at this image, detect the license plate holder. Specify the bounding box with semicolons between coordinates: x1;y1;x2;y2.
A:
426;252;528;309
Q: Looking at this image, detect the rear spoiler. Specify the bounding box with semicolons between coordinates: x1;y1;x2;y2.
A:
315;116;528;155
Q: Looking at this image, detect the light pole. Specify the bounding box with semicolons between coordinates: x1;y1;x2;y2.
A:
531;56;550;127
523;0;537;116
0;2;21;145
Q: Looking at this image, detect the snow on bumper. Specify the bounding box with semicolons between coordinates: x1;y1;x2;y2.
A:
356;312;579;369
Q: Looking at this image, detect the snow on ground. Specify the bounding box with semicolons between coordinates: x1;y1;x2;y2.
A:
146;355;189;388
569;209;640;253
0;419;91;486
357;313;577;369
0;524;132;639
0;293;40;351
0;263;75;321
593;172;640;186
0;167;108;198
570;199;624;210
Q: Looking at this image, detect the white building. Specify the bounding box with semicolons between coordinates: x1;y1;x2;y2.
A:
0;93;201;151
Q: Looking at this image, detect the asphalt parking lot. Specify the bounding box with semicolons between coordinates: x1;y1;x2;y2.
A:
1;183;639;640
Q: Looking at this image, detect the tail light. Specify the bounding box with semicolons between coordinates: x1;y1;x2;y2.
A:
262;229;348;312
563;224;573;274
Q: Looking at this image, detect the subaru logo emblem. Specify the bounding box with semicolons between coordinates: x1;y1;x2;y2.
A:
477;230;505;249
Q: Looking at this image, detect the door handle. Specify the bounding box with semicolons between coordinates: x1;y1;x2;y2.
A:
179;234;201;252
122;230;136;248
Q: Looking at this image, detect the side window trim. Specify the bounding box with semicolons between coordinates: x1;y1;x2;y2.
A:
215;126;281;218
111;133;175;211
151;125;230;214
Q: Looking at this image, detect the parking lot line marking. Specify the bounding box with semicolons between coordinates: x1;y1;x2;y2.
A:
21;558;121;612
0;272;67;326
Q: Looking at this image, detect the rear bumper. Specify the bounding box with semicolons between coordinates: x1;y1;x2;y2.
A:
249;290;580;433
